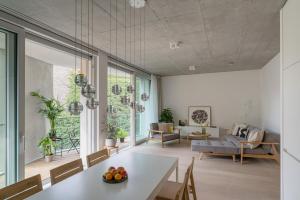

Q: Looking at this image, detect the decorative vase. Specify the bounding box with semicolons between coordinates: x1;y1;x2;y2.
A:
120;138;125;143
45;155;54;162
105;138;117;147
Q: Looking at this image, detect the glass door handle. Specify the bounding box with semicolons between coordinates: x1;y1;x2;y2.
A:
0;123;5;126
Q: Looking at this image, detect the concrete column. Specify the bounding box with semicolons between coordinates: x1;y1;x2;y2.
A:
96;51;108;149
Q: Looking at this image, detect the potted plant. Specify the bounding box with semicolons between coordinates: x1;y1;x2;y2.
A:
116;128;128;143
38;136;56;162
105;123;117;147
159;108;174;123
31;91;64;138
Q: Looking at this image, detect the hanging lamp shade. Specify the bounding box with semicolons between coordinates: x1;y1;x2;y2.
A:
137;104;145;113
112;84;122;95
130;101;137;109
120;95;130;105
107;104;117;114
127;85;135;93
86;97;99;109
75;73;88;87
81;84;96;98
141;93;149;101
68;101;84;115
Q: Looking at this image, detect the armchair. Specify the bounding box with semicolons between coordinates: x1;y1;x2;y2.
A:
149;123;180;147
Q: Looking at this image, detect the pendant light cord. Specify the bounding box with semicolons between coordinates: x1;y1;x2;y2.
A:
74;0;77;98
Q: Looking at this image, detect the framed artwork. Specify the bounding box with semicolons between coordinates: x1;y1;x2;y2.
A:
188;106;211;126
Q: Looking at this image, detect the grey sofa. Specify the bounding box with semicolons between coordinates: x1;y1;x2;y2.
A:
191;128;280;164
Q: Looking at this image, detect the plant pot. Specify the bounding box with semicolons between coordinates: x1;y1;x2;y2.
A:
105;138;117;147
119;138;125;143
45;155;54;162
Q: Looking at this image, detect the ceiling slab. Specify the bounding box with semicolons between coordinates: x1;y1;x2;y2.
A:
0;0;283;76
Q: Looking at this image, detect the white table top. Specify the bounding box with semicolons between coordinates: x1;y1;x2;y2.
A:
28;152;178;200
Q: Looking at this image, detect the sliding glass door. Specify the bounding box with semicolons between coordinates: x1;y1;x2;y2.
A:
135;76;150;142
0;28;18;188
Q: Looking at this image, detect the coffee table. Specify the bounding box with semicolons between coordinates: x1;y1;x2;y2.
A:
187;133;211;140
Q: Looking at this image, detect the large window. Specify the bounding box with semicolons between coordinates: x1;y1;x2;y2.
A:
24;39;91;181
0;28;18;188
135;76;150;142
107;66;132;147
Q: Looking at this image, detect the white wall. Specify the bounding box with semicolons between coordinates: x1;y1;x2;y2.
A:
25;56;53;164
281;0;300;199
161;70;262;129
260;54;280;134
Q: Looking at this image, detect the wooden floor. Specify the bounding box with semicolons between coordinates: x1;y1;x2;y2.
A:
131;139;280;200
25;151;80;181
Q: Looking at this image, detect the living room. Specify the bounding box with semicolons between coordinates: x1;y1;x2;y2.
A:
0;0;299;200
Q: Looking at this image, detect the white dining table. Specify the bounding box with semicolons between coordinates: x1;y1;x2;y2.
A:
27;152;178;200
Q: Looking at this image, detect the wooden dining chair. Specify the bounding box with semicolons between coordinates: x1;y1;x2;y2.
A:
156;157;195;200
50;158;83;185
0;174;42;200
86;148;109;168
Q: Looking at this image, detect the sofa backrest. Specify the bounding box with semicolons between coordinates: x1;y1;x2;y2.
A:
262;131;280;153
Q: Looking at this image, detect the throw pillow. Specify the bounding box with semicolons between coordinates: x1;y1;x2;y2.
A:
238;128;249;138
232;123;248;136
247;130;264;149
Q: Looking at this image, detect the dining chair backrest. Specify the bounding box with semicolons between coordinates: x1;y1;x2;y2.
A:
50;158;83;185
0;174;42;200
86;148;109;168
176;157;195;200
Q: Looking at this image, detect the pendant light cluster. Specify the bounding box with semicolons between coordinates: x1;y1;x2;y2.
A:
69;0;99;115
106;0;148;114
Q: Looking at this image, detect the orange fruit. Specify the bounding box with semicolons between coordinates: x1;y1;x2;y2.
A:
105;173;113;180
117;167;125;171
115;173;122;181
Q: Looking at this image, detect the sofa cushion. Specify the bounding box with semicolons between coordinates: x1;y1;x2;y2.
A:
238;127;249;138
247;129;264;149
158;123;173;133
232;123;248;136
243;147;270;155
224;135;247;147
191;139;240;154
162;133;180;142
150;123;159;131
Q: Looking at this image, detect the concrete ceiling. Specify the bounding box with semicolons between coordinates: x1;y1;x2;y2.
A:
0;0;283;76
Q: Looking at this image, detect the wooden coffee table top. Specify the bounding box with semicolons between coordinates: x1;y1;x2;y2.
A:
188;133;211;140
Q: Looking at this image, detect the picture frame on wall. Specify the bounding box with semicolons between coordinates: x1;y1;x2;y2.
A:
188;106;211;126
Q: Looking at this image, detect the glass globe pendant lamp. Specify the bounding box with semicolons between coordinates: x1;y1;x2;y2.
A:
86;97;99;109
127;85;135;94
120;95;130;105
137;104;145;113
68;101;83;115
141;93;149;101
112;84;122;95
75;73;88;87
81;84;96;98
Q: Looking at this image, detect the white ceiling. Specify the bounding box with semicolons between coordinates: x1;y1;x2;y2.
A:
0;0;283;76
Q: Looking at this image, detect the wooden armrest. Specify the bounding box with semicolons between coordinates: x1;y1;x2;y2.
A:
240;141;279;145
149;129;163;133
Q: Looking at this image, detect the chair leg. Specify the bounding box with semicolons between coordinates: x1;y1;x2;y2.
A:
190;171;197;200
232;155;236;162
199;152;203;160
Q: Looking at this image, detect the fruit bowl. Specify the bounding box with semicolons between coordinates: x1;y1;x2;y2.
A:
102;166;128;184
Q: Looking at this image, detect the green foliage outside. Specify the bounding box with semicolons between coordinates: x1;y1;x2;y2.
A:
55;71;81;150
107;73;131;135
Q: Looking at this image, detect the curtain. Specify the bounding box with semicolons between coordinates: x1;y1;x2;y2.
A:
150;74;159;123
